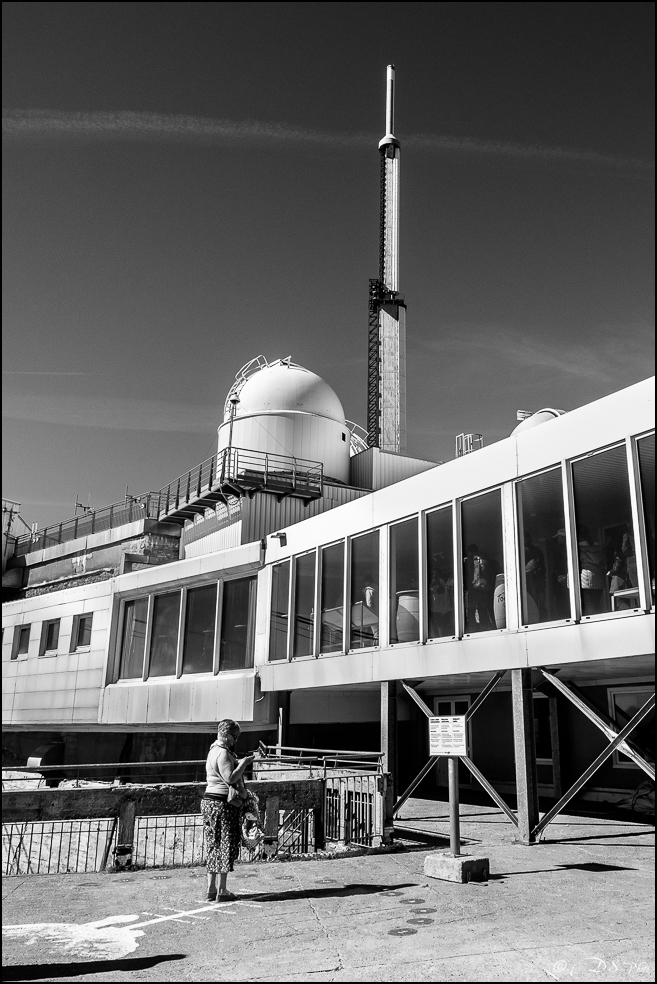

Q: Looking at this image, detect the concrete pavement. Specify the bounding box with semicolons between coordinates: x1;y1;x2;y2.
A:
2;800;654;982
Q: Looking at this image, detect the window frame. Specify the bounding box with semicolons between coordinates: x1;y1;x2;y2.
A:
513;463;575;632
459;486;507;638
629;430;655;613
268;559;293;662
569;440;645;625
317;538;347;658
69;613;94;653
388;513;421;647
291;549;318;661
39;618;61;657
11;624;31;660
607;685;655;769
347;527;382;653
424;503;458;643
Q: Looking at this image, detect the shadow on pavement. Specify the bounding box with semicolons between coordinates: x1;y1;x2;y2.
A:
3;954;186;981
251;882;417;903
488;861;637;881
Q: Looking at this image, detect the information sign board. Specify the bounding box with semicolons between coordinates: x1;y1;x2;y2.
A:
428;715;467;757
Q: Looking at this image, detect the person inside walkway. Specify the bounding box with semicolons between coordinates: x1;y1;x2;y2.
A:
201;719;254;902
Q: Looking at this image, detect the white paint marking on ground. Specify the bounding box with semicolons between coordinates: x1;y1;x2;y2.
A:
3;899;264;961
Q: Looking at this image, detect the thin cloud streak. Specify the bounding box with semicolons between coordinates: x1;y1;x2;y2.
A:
3;109;653;172
416;324;655;386
2;392;219;434
2;371;92;376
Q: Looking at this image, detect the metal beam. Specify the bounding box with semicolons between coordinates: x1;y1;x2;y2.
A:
401;680;433;718
540;669;655;780
393;757;436;816
465;671;507;722
533;693;656;838
460;756;518;828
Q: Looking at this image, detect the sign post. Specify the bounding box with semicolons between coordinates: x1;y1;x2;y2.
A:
428;716;467;856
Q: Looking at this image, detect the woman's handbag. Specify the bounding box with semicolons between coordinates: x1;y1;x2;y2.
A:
227;780;248;809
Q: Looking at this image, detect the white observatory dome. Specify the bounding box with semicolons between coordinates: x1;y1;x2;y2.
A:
511;408;567;436
225;359;346;424
218;357;351;484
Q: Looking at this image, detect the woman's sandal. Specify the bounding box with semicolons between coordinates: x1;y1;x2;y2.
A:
205;891;217;903
217;890;237;901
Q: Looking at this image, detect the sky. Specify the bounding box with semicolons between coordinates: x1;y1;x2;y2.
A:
2;1;655;529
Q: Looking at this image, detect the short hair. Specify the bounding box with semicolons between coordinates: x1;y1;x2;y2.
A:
217;719;241;741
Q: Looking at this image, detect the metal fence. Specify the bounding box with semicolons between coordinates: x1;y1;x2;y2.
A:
324;775;382;848
2;818;117;876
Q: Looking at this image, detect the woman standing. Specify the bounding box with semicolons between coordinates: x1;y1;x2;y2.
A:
201;719;254;902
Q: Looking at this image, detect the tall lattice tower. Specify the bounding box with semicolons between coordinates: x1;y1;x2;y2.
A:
367;64;406;453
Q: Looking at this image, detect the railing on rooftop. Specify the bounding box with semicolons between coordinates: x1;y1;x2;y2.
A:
11;446;324;557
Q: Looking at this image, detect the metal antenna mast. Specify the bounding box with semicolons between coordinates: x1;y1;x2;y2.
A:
367;65;406;453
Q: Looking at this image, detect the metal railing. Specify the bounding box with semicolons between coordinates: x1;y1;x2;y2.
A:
255;744;384;777
2;760;209;788
324;775;382;847
11;447;324;556
2;819;117;876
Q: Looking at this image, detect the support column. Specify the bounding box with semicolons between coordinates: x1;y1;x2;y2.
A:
511;669;540;844
277;692;290;753
381;681;397;840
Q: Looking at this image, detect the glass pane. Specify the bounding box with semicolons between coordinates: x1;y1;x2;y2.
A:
182;584;217;674
77;615;93;648
269;562;290;661
119;599;148;679
572;445;637;616
350;531;380;649
220;577;256;671
390;518;419;643
426;507;455;638
462;490;504;633
149;593;180;677
45;621;60;651
18;626;30;655
638;435;655;603
517;469;570;624
321;542;344;653
293;553;316;657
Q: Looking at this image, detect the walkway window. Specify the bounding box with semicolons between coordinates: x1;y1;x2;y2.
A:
148;592;180;677
293;553;316;658
637;434;655;604
182;584;217;675
390;518;419;644
426;507;455;638
461;490;504;633
119;599;148;679
517;469;570;624
220;577;256;671
269;561;290;661
350;531;380;649
320;542;344;653
572;446;638;616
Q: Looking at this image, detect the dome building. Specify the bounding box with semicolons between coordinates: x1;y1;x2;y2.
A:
217;357;352;485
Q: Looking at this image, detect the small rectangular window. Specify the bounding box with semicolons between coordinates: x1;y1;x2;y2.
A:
11;624;31;659
269;562;290;661
39;619;60;656
70;614;93;652
608;687;655;768
119;598;149;679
